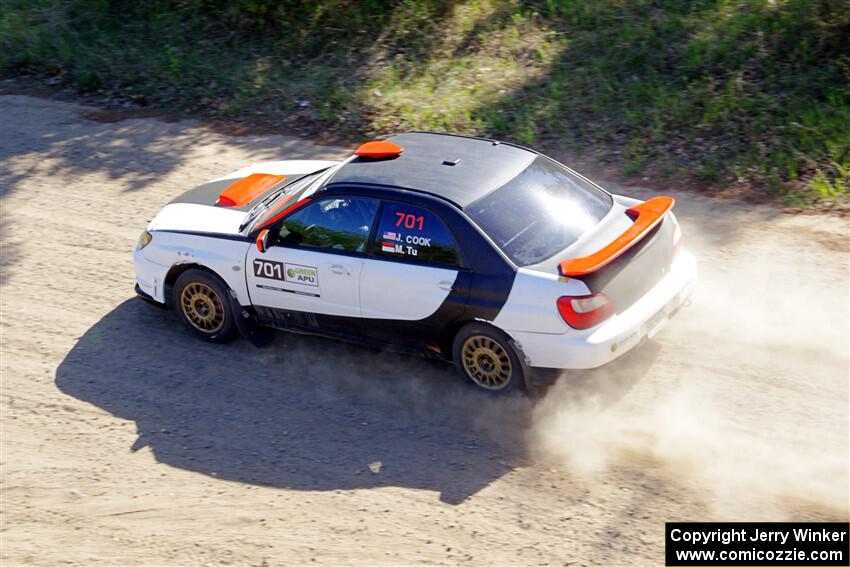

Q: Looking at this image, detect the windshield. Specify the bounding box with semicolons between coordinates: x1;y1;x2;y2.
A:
466;157;613;266
242;165;340;232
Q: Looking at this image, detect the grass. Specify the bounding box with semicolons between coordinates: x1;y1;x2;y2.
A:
2;0;848;204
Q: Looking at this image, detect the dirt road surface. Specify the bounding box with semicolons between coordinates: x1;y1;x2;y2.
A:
1;94;848;566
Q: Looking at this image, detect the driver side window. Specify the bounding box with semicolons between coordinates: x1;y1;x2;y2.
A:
278;197;378;253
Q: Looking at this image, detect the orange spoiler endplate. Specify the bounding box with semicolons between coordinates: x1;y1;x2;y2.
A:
558;196;675;277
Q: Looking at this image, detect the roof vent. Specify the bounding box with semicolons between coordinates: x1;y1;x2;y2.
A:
442;158;460;166
354;140;404;159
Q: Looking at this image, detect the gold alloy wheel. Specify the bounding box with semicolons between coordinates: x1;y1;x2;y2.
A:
461;335;513;390
179;282;225;334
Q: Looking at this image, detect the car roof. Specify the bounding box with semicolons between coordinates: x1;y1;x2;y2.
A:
326;132;537;209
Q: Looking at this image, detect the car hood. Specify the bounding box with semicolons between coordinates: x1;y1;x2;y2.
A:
147;160;339;235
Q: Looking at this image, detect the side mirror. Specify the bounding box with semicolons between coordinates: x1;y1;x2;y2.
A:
256;229;271;253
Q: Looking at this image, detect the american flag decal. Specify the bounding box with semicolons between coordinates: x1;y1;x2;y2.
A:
382;231;398;241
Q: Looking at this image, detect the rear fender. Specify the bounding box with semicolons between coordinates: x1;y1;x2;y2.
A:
491;268;589;334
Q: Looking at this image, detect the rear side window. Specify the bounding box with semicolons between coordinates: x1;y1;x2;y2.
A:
467;157;613;266
371;202;458;265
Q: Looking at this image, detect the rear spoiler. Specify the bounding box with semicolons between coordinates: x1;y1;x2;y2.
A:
558;196;675;277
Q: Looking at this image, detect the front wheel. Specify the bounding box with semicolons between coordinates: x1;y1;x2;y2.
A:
452;324;526;394
173;269;238;343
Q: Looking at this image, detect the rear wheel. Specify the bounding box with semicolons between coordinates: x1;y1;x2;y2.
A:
173;269;237;343
452;324;525;394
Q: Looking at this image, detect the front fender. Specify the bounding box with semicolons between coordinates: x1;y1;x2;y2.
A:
143;231;252;305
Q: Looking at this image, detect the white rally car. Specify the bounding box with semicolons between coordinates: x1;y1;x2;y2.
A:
134;132;696;393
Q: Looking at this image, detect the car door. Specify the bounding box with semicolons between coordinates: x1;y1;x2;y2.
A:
359;200;470;352
246;196;379;334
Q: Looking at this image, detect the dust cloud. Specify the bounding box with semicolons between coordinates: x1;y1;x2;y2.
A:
530;380;847;516
527;229;850;518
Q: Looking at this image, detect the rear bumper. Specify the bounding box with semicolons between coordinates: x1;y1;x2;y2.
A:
509;251;696;370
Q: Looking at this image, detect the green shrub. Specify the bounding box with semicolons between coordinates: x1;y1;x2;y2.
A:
2;0;848;203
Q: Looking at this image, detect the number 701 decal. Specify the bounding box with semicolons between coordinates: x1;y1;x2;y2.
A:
395;212;425;231
254;259;285;280
253;259;319;287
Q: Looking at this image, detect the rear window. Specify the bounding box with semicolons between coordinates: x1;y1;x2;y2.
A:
466;157;613;266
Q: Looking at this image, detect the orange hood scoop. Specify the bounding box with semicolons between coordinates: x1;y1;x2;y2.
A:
217;173;285;207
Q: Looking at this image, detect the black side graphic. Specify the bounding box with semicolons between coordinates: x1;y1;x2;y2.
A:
306;185;517;357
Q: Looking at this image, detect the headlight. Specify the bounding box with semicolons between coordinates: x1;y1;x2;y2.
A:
137;230;153;250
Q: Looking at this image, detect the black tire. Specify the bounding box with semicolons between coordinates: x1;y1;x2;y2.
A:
452;323;526;394
172;269;238;343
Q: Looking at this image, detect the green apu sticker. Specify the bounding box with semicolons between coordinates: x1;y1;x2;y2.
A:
284;263;319;286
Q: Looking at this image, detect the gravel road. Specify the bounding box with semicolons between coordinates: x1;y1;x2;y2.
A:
1;94;847;566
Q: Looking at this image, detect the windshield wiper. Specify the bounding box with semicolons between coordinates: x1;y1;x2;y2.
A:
238;167;331;232
239;186;287;231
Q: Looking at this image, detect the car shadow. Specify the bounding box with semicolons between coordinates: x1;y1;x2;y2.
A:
56;298;660;504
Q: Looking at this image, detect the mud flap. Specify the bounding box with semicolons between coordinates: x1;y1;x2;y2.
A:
228;294;274;347
508;338;543;397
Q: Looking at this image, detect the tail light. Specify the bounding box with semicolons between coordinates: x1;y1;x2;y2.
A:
672;219;683;258
557;294;615;329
